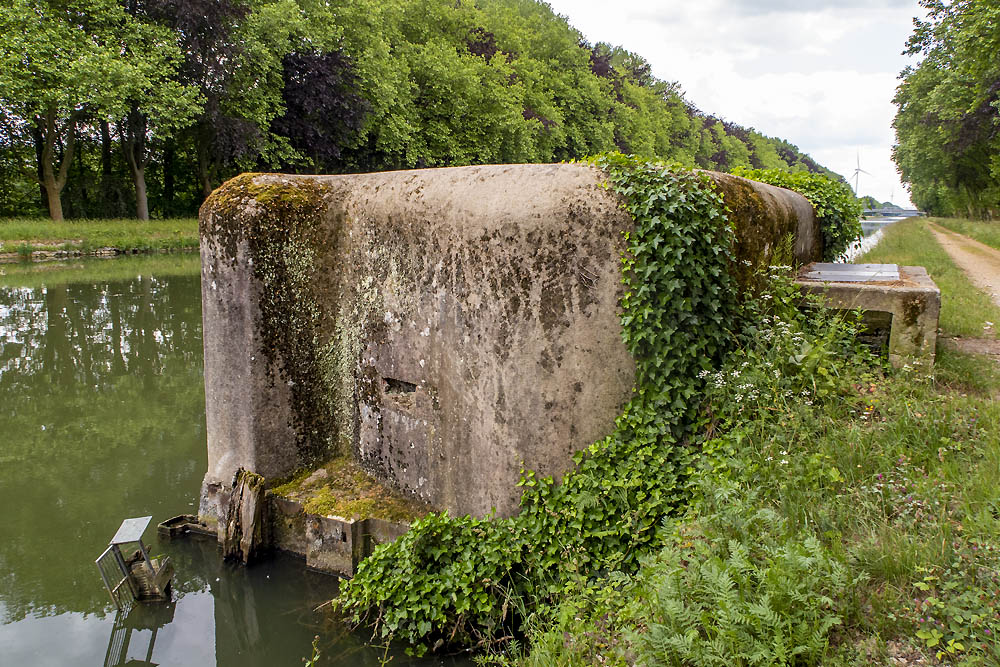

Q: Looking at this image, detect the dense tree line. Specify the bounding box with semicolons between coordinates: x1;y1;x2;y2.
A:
894;0;1000;219
1;0;835;220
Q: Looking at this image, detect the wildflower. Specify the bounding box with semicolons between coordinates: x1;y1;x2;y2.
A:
698;370;710;378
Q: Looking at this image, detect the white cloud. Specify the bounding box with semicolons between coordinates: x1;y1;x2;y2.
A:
545;0;923;206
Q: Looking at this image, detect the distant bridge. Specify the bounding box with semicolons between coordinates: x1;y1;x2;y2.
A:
863;208;925;218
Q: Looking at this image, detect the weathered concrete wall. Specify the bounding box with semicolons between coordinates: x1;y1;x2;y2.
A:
269;495;410;575
199;163;819;521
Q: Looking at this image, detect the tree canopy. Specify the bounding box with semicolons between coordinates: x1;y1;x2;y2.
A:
893;0;1000;219
0;0;838;220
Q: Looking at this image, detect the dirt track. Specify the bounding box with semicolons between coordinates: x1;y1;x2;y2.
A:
928;221;1000;308
926;221;1000;359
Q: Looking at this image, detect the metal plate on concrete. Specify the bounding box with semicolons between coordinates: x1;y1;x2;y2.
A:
111;516;152;545
800;263;899;283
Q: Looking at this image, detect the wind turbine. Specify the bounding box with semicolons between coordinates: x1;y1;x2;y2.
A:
850;151;871;196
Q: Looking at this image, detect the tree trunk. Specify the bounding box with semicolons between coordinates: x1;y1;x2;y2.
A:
198;153;214;200
120;107;151;220
133;165;149;220
31;120;49;216
99;120;117;215
38;107;78;222
196;122;215;200
163;139;175;215
43;177;64;221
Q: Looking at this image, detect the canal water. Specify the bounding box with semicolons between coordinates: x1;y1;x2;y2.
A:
0;254;471;667
841;216;901;262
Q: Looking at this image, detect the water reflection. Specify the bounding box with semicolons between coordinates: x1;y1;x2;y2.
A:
103;602;177;667
0;256;469;667
0;258;205;621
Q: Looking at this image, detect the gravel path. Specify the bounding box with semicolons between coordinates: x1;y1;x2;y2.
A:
928;221;1000;308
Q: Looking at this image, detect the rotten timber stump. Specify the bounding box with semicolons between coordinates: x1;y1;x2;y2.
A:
222;468;269;564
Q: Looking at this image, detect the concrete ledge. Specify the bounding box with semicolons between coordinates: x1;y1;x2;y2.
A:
190;485;410;576
794;264;940;367
268;492;410;576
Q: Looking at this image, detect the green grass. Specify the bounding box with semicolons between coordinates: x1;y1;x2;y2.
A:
0;253;201;289
858;218;1000;338
0;217;199;254
935;217;1000;252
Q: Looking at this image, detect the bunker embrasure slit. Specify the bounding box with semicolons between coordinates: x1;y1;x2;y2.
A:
383;377;417;394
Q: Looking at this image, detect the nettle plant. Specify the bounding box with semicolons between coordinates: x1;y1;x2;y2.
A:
337;154;738;653
732;167;863;261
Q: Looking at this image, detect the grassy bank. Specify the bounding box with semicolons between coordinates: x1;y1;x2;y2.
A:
935;218;1000;252
859;218;1000;338
0;253;201;289
492;274;1000;666
0;218;199;256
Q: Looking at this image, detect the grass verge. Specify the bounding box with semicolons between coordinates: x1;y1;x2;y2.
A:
0;217;199;255
858;218;1000;338
935;218;1000;252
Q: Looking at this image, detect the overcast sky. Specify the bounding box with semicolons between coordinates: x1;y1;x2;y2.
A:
544;0;925;207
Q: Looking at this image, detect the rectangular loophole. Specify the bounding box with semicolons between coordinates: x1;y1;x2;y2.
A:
383;377;417;394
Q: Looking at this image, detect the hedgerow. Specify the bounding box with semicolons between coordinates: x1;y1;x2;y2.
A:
731;167;863;261
337;154;738;653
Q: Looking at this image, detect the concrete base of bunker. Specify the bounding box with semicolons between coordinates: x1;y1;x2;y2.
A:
196;480;411;576
198;163;822;532
269;495;410;576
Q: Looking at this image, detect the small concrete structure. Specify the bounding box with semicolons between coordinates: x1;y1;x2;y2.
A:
269;494;409;575
794;263;940;367
198;163;822;527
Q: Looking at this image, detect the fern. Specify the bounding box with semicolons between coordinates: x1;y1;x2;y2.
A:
632;484;865;666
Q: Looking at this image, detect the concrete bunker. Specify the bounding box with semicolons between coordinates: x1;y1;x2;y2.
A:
197;163;821;551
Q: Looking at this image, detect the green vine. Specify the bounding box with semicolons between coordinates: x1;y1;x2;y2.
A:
731;167;863;261
337;155;738;654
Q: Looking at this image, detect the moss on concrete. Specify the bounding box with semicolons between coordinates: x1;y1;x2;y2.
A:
271;455;430;523
711;175;798;291
202;174;342;465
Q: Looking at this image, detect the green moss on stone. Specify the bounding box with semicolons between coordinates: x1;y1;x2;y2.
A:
271;456;430;523
711;175;797;291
